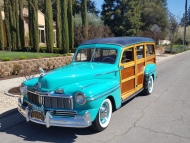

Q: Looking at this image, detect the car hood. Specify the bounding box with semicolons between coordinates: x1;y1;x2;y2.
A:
38;62;118;90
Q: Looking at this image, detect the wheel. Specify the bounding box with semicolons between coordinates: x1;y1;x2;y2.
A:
143;75;153;95
91;98;112;131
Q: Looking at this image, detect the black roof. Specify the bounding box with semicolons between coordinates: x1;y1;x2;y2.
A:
81;37;154;47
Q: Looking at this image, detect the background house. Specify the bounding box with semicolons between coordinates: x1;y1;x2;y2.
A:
1;8;56;47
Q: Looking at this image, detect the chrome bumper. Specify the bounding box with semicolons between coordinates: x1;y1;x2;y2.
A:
18;98;92;128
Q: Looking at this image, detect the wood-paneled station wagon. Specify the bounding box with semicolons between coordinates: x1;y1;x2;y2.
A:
18;37;157;131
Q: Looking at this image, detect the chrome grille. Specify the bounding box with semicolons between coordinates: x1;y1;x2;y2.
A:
27;91;73;109
50;110;77;116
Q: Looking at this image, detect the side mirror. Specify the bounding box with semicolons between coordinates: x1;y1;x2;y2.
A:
119;66;124;70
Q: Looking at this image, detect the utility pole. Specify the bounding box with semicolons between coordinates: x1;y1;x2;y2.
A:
183;0;188;46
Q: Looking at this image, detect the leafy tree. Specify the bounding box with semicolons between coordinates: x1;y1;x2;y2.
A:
74;13;103;27
0;7;4;50
28;0;33;46
73;0;100;16
101;0;142;36
168;14;179;53
45;0;54;53
81;0;88;40
62;0;69;53
141;0;168;32
68;0;74;49
19;0;25;46
55;0;62;49
4;0;12;49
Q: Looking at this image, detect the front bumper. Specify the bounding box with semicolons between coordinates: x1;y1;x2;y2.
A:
18;98;92;128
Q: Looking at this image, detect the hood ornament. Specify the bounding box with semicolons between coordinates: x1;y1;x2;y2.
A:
39;67;45;77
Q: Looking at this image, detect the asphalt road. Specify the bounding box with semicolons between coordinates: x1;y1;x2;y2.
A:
1;51;190;143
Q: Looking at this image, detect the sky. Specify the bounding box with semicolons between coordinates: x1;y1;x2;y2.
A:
95;0;189;20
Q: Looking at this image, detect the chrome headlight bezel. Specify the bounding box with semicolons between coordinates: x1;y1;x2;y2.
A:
20;84;27;95
75;92;86;105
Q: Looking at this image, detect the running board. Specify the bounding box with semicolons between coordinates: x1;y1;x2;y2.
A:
122;88;144;104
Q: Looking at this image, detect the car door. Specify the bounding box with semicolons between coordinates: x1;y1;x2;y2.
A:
120;46;137;100
135;44;145;90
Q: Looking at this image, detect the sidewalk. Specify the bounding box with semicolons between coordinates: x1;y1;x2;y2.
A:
0;50;189;131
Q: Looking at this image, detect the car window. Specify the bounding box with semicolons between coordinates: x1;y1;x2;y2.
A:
74;48;117;64
121;47;134;64
74;48;95;62
136;45;144;59
146;44;155;56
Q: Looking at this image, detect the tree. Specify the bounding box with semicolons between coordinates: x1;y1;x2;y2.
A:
141;0;168;32
62;0;69;53
28;0;39;52
28;0;33;46
168;14;179;53
4;0;12;49
55;0;62;49
44;0;54;53
0;7;4;50
19;0;25;46
15;0;20;47
10;1;17;50
81;0;88;40
73;0;100;16
68;0;74;49
101;0;142;36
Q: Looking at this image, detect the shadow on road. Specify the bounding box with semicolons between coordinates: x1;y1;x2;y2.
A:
1;92;146;142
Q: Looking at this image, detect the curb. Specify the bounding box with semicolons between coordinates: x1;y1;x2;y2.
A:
4;89;20;97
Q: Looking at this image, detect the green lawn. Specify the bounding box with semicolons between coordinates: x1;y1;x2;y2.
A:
0;51;60;61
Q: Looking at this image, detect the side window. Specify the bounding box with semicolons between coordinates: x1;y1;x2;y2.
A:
146;44;155;56
121;47;134;64
136;45;144;59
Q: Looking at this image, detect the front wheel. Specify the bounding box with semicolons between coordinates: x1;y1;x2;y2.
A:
143;75;154;95
91;98;112;131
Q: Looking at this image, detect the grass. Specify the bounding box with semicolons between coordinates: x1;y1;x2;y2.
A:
165;45;190;54
0;51;61;61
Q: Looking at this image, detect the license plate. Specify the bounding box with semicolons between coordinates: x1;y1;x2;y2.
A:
31;110;44;121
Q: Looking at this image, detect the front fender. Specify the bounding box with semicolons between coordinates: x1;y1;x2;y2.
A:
59;79;122;110
144;63;157;81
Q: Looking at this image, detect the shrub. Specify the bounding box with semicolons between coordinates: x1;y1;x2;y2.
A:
19;56;26;60
67;53;73;56
12;64;21;75
63;54;67;56
2;57;12;61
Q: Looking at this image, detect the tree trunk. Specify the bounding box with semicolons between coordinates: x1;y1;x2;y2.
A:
15;0;20;47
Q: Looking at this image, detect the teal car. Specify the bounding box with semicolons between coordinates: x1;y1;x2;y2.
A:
18;37;157;131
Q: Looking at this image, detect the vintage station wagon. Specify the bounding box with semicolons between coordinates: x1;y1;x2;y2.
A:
18;37;157;131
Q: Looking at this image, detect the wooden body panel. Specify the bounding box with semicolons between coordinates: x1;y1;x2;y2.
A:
120;42;155;101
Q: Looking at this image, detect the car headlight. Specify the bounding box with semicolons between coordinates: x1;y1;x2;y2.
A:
75;92;86;105
20;84;27;95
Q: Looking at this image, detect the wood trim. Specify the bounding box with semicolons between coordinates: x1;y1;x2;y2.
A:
121;78;135;94
137;62;145;74
137;74;143;85
121;66;135;80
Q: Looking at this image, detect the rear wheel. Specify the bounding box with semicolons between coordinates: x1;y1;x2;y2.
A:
91;98;112;131
143;75;153;95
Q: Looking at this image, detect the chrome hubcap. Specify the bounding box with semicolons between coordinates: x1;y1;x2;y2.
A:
100;102;109;124
148;77;152;91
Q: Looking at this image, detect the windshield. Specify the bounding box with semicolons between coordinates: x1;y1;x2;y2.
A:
74;48;117;64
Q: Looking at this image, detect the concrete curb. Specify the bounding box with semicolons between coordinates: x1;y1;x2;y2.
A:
1;50;190;131
4;88;20;97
